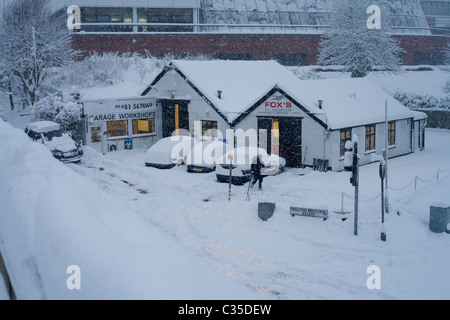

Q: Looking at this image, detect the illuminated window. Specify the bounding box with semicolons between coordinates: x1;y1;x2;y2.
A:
340;129;352;157
202;120;218;137
365;125;376;151
388;122;396;146
91;126;101;143
137;8;193;32
81;7;133;32
133;119;155;135
107;120;128;138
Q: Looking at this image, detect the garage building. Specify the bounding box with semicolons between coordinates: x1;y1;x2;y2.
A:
83;96;159;153
141;60;427;171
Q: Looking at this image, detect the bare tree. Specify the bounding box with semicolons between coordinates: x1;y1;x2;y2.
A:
0;0;77;107
318;0;403;78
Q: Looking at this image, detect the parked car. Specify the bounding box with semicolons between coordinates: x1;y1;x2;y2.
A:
215;147;286;185
25;121;83;163
145;135;197;169
186;139;232;173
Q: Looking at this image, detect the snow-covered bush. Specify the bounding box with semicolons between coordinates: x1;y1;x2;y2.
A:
393;91;450;110
45;52;136;90
290;67;324;80
34;89;83;133
38;53;211;135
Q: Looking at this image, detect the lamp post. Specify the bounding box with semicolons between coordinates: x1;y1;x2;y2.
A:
350;135;359;236
228;154;233;201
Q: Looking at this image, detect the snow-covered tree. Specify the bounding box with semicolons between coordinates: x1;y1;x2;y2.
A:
34;88;83;133
318;0;403;78
0;0;78;107
445;42;450;65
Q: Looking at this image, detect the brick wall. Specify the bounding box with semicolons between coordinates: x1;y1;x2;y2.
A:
395;35;449;65
71;33;449;66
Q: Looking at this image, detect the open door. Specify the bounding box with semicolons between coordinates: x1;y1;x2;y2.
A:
161;100;189;137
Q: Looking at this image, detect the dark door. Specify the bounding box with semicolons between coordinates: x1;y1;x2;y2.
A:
279;118;302;168
162;100;189;138
258;118;273;154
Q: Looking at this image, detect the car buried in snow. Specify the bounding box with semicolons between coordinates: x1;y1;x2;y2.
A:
25;121;83;163
215;147;286;185
145;135;198;169
185;138;232;173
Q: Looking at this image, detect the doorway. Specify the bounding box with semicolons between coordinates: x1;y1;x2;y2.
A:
161;100;189;137
258;117;303;168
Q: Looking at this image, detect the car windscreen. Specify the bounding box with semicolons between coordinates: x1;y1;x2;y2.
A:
43;129;63;141
27;130;42;141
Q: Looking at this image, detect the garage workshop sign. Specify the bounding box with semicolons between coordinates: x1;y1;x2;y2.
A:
85;98;158;123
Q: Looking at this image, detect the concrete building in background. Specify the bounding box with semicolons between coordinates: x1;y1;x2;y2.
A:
421;0;450;32
48;0;449;65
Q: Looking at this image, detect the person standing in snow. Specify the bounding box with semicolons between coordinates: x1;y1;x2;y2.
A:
251;154;265;191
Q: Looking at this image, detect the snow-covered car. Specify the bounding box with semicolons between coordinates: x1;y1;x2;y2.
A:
186;139;232;173
145;136;197;169
25;121;83;163
215;147;286;185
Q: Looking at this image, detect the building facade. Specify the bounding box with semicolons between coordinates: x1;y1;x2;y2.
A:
137;60;426;171
83;96;159;153
421;0;450;33
49;0;449;66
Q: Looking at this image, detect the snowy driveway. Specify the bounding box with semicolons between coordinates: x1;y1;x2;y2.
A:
68;129;450;300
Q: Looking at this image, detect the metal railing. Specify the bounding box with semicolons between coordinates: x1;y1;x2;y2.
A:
69;22;449;36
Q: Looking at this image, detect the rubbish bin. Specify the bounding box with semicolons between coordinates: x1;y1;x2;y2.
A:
429;205;450;233
258;203;276;221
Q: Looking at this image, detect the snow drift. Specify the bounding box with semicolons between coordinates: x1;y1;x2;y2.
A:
0;119;262;299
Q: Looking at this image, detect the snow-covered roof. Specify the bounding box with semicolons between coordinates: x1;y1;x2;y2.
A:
172;59;316;123
26;121;61;133
279;77;427;129
170;60;424;130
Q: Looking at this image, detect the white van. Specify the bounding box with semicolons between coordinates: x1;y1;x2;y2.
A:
25;121;83;163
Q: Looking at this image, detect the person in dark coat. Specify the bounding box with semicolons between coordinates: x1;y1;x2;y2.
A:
251;154;265;191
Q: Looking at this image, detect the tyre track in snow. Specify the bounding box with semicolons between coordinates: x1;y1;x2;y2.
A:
67;134;450;300
69;154;384;299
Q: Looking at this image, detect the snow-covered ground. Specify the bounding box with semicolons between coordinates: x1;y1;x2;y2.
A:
1;63;449;300
63;128;450;300
299;66;449;98
3;117;448;299
0;120;264;300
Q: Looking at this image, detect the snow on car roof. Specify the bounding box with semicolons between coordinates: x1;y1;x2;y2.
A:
171;60;425;130
27;121;61;133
